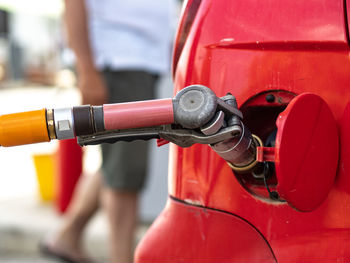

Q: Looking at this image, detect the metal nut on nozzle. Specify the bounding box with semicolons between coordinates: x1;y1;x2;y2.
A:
54;108;75;140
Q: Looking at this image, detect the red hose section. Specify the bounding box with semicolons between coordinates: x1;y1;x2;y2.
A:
103;98;174;130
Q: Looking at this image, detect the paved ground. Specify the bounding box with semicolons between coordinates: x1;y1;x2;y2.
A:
0;194;149;262
0;194;107;262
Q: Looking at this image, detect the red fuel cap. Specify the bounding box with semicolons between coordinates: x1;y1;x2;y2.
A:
275;93;339;212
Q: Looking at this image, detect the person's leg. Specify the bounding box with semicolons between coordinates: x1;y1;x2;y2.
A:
100;139;147;263
47;170;102;260
100;70;158;263
102;189;138;263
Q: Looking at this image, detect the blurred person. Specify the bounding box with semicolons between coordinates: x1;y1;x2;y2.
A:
40;0;176;263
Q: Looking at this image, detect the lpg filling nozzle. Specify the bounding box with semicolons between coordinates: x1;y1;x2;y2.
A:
0;85;261;172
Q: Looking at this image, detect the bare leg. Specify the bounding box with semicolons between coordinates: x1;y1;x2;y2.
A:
102;188;138;263
49;170;102;260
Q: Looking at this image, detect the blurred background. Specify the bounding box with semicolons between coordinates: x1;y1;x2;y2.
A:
0;0;174;262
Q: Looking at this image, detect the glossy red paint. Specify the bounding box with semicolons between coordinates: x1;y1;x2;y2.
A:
347;1;350;37
275;93;339;212
137;0;350;262
135;198;276;263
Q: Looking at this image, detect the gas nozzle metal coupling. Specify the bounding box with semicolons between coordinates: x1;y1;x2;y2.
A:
174;87;261;173
53;108;75;140
213;132;263;174
167;85;261;172
52;105;105;140
172;85;243;129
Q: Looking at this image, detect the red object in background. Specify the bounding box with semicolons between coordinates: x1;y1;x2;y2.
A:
56;138;82;214
136;0;350;262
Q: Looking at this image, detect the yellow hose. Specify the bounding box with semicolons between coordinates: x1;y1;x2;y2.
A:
0;109;50;147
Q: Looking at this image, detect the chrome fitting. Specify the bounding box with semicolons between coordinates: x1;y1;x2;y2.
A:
210;125;258;173
54;108;75;140
226;134;263;173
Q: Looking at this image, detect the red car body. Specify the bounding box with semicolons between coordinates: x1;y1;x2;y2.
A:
136;0;350;262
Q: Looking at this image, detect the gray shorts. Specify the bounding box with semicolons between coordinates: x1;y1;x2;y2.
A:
101;70;158;191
